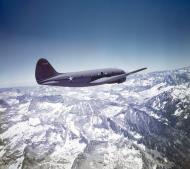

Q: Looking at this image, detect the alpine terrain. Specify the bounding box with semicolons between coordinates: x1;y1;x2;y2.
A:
0;67;190;169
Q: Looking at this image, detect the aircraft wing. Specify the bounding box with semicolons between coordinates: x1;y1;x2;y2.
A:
90;67;147;84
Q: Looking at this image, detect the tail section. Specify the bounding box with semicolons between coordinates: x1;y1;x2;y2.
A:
35;58;58;84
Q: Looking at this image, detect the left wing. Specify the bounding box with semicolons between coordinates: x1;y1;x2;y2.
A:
90;67;147;84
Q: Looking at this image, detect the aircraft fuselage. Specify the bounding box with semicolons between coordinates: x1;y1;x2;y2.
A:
41;68;126;87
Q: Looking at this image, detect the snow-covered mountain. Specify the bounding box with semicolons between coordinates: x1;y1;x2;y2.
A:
0;67;190;169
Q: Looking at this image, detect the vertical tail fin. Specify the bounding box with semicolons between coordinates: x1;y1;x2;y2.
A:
35;58;58;84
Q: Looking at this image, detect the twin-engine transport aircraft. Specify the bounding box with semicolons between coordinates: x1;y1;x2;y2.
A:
35;58;147;87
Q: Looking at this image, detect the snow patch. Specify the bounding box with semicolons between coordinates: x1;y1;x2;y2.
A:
29;117;41;126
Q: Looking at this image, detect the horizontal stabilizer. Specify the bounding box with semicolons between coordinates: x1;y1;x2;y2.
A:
41;81;58;85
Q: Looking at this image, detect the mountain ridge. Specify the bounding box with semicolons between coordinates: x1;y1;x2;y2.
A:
0;67;190;169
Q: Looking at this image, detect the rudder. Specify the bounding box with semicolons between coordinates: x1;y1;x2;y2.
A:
35;58;58;84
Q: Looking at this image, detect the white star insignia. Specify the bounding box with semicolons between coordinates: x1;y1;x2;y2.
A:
69;76;73;80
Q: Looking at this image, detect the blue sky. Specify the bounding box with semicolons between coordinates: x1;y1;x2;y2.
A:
0;0;190;87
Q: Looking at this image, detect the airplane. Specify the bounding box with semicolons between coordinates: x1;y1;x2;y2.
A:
35;58;147;87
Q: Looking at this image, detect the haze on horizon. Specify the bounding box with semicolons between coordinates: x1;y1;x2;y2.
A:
0;0;190;87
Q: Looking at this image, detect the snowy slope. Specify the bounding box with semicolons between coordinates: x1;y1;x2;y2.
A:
0;67;190;169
